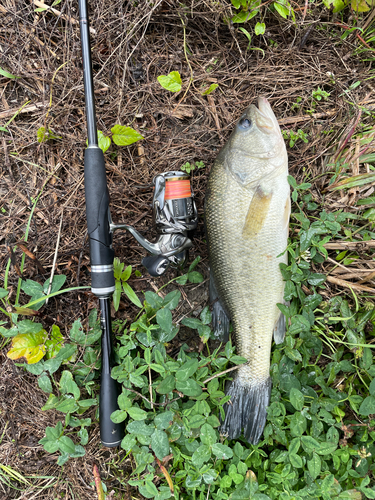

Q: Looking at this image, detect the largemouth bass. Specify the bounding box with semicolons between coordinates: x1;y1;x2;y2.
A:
205;97;290;444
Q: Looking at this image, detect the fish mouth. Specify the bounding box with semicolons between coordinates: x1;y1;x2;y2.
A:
252;97;280;135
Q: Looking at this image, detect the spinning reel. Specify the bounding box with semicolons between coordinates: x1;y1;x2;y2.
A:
111;171;198;277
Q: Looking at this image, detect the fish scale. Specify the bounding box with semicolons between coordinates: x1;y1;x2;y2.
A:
205;97;290;444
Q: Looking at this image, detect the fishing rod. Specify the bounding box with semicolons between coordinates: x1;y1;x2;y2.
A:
78;0;198;447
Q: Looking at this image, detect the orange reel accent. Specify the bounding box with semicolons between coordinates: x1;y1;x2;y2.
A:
164;179;191;200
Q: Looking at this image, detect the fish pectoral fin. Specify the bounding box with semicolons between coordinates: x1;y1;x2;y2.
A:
209;270;231;342
242;185;272;239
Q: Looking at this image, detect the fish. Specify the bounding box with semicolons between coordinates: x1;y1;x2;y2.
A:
204;96;290;444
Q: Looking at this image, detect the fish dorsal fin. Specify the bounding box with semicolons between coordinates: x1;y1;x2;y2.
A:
242;185;272;239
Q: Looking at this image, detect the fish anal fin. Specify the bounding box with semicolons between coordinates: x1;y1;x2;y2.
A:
209;269;230;342
242;185;272;239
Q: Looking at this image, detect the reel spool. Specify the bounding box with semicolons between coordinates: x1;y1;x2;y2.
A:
111;171;197;277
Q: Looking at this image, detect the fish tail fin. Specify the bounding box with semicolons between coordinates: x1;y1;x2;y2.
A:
220;375;271;445
209;270;230;342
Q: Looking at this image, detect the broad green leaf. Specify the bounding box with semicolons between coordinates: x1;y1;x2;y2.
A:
55;398;79;414
144;291;163;309
127;420;155;435
121;433;137;451
290;387;304;411
274;1;290;18
316;441;337;455
156;374;176;394
188;271;204;283
151;429;170;459
111;125;144;146
176;359;198;382
176;378;202;397
200;423;217;446
192;444;211;467
157;71;182;92
43;275;66;294
111;410;128;423
322;0;346;11
122;282;142;308
156;308;173;334
182;317;202;329
212;443;233;460
202;83;219;96
113;280;122;312
232;9;258;23
7;330;47;363
127;407;147;420
154;411;174;430
162;290;181;310
69;320;86;344
0;288;8;299
38;375;52;393
308;452;321;480
351;0;371;11
301;435;320;451
359;396;375;416
98;130;111;153
58;436;76;454
59;371;80;399
254;22;265;35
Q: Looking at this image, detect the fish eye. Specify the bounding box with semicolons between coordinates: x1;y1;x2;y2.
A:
238;117;252;129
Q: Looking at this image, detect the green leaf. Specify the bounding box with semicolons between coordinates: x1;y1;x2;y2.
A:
121;433;137;451
154;411;174;430
308;452;321;480
162;290;181;310
188;271;204;283
38;375;52;393
212;443;233;460
289;453;303;469
232;9;258;23
156;374;175;394
202;83;219;96
200;423;217;446
113;280;122;312
369;378;375;396
290;387;304;411
156;308;173;334
59;370;80;400
43;275;66;294
157;71;182;92
69;320;86;344
55;398;79;414
192;444;212;467
176;378;202;397
127;420;155;435
98;130;111;153
151;429;170;459
58;436;76;454
254;22;266;35
358;396;375;416
176;359;199;382
0;67;20;79
127;407;148;420
0;288;8;299
122;282;142;308
316;441;337;455
111;410;128;424
182;317;202;330
301;435;320;452
144;291;163;309
111;125;144;146
274;1;290;18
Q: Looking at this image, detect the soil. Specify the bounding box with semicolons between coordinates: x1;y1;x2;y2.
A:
1;1;375;498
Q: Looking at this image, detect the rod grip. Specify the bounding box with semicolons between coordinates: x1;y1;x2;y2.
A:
84;147;115;294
